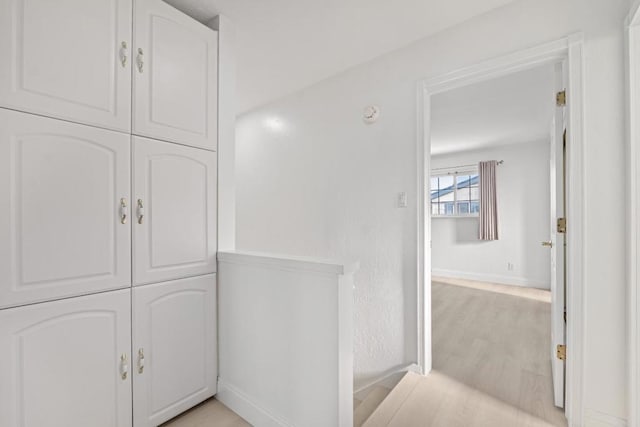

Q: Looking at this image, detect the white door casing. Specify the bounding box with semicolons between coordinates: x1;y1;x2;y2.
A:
133;136;217;285
0;0;132;132
0;289;133;427
133;0;218;151
549;62;567;407
0;108;131;309
418;36;585;425
132;275;217;427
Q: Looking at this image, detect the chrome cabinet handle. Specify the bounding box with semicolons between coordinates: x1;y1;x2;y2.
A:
138;348;145;374
137;199;144;224
120;41;128;68
136;48;144;73
120;198;128;224
120;354;129;380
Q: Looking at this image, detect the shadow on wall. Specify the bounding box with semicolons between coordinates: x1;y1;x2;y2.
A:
455;217;484;244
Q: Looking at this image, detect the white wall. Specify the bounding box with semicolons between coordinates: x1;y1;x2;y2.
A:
235;0;629;421
431;142;551;289
217;251;354;427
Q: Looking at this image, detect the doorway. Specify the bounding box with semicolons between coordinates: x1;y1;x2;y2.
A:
416;35;585;427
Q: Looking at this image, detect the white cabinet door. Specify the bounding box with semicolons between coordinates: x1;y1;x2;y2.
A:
133;136;216;285
132;275;217;427
133;0;218;151
0;0;132;132
0;109;131;309
0;289;132;427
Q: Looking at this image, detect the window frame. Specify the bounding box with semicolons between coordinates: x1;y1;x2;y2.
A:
430;166;480;218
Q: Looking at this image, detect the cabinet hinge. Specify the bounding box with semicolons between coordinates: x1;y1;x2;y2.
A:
557;344;566;361
557;217;566;233
556;90;566;106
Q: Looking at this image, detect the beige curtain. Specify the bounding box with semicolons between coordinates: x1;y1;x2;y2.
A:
479;160;498;241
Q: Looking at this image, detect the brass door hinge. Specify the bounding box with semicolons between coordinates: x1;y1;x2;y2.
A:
557;344;566;361
557;217;566;233
556;90;566;106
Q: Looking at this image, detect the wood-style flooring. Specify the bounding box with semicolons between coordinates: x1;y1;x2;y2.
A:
362;280;567;427
161;398;250;427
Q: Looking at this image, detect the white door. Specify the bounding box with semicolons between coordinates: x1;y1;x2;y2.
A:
133;137;217;285
0;109;131;309
549;63;567;408
0;289;132;427
133;0;218;151
132;275;217;427
0;0;132;132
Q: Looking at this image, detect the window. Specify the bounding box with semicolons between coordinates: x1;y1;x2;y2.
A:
430;169;480;217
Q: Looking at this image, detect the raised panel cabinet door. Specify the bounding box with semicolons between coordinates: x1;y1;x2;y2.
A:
0;0;132;132
133;0;218;151
0;289;133;427
132;275;217;427
133;136;217;285
0;109;131;309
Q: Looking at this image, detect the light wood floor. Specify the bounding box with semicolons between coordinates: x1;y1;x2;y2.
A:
363;280;567;427
161;398;250;427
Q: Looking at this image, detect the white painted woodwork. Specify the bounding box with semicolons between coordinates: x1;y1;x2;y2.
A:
550;63;566;409
133;137;217;285
0;289;132;427
0;108;131;309
132;274;217;427
134;0;218;151
0;0;132;132
217;251;356;427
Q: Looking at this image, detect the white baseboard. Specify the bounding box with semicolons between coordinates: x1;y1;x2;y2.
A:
583;408;627;427
216;378;294;427
431;269;549;290
354;363;421;400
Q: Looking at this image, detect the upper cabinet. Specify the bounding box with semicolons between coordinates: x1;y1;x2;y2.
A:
0;0;219;149
0;108;132;309
133;0;218;151
0;0;133;132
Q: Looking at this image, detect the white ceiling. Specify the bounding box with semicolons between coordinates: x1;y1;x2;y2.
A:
165;0;516;113
430;64;557;156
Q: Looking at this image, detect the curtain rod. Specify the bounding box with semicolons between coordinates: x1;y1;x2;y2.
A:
432;160;504;172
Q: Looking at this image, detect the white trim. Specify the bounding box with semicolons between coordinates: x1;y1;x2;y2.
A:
584;408;628;427
217;250;359;275
627;6;640;427
416;34;585;427
216;379;294;427
353;363;421;398
431;269;550;290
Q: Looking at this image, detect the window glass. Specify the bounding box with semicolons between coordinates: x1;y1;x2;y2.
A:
430;170;480;216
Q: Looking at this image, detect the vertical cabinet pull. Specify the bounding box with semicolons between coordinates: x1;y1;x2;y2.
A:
120;354;129;380
120;198;128;224
138;348;145;374
119;41;128;68
137;199;144;224
136;48;144;73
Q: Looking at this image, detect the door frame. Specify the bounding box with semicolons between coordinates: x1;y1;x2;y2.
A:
627;2;640;425
416;34;585;426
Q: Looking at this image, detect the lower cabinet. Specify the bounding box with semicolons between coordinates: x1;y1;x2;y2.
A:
0;289;133;427
133;274;217;426
0;274;217;427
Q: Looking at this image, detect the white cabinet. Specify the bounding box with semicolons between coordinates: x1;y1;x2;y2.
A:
0;109;131;309
133;137;217;285
132;275;217;426
134;0;218;151
0;289;133;427
0;0;133;132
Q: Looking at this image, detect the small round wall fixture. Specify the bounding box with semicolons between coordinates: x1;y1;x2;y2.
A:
363;105;380;124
